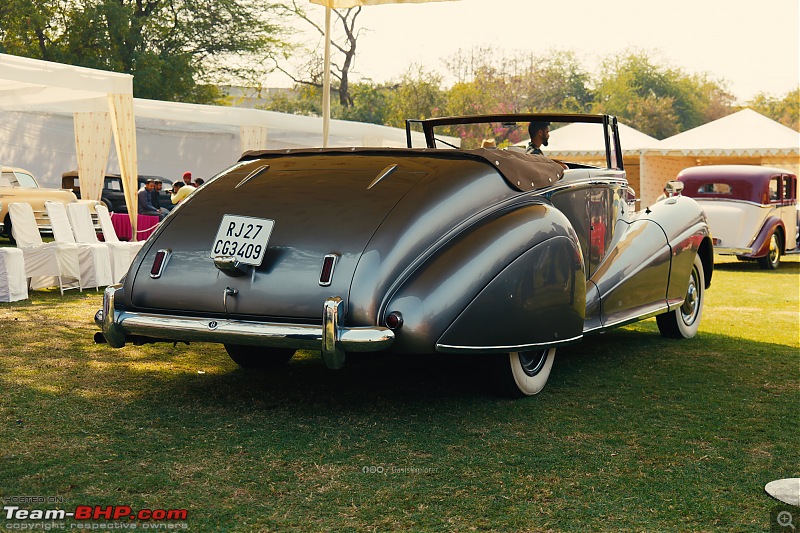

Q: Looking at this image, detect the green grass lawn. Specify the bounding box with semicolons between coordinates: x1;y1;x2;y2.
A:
0;256;797;532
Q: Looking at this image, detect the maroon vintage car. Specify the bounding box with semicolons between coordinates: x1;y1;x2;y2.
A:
677;165;798;269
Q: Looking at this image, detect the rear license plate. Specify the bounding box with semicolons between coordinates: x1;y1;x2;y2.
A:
211;215;274;266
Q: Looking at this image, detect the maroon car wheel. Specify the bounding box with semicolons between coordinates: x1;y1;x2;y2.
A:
757;233;781;270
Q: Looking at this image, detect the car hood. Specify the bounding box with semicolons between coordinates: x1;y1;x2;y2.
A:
126;151;521;322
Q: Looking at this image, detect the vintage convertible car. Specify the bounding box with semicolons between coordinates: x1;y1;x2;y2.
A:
95;113;713;397
677;165;798;269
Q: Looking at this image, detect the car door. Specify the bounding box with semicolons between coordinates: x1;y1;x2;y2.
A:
779;174;798;250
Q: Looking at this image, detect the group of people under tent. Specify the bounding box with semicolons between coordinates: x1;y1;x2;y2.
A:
137;171;205;220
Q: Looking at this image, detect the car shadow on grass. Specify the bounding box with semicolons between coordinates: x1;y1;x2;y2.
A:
123;320;792;414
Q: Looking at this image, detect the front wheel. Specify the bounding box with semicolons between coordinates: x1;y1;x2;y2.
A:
494;348;556;398
657;254;705;339
224;344;295;369
757;232;781;270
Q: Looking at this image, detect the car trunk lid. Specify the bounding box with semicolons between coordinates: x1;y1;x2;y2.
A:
128;155;428;320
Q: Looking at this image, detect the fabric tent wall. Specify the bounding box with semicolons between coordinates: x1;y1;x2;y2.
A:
0;110;241;188
0;101;431;189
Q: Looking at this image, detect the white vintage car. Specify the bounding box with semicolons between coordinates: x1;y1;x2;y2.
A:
677;165;798;269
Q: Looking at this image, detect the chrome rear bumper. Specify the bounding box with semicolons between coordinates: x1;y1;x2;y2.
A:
95;285;394;369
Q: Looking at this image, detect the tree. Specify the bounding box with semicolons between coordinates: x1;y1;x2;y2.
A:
383;66;445;128
274;1;364;110
592;50;734;138
443;48;593;114
0;0;72;61
0;0;289;103
747;89;800;131
265;84;323;116
339;82;390;124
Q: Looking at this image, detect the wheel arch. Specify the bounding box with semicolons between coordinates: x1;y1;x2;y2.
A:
382;203;585;354
697;235;714;289
744;216;785;258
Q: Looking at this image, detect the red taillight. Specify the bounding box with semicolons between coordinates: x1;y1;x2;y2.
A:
385;311;403;330
150;249;170;278
319;254;338;286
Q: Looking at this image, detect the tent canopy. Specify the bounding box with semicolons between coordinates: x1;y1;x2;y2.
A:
650;108;800;156
0;53;132;113
0;53;140;233
541;121;658;156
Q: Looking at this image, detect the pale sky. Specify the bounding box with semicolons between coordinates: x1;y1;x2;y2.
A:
277;0;800;103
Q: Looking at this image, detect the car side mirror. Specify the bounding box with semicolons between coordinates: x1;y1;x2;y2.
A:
665;180;684;197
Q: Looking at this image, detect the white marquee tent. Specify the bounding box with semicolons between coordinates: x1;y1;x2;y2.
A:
640;109;800;204
0;53;140;231
543;121;659;156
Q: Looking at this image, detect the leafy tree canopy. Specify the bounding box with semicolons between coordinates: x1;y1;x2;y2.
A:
746;89;799;131
591;50;734;138
0;0;290;103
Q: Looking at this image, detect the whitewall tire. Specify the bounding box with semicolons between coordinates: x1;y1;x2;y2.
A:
496;348;556;398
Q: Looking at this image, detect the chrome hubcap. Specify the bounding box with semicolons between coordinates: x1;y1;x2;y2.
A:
768;235;779;264
518;350;548;377
680;268;700;325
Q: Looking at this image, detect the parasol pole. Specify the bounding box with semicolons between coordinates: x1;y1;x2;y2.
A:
322;6;332;147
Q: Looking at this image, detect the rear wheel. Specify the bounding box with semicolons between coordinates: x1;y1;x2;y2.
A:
757;232;781;270
494;348;556;398
224;344;295;369
657;254;704;339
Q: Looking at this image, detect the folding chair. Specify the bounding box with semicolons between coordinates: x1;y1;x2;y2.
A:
69;203;143;283
8;202;80;295
45;201;113;290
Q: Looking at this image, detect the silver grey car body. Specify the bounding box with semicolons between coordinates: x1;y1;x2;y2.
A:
96;113;714;396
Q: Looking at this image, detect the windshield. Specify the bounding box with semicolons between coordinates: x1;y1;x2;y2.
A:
1;171;39;188
408;114;621;171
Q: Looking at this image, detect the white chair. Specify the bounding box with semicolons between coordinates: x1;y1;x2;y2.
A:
8;202;80;295
69;203;143;282
45;201;113;290
0;247;28;302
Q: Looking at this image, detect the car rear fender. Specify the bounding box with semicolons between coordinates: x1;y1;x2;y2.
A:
741;216;785;258
382;203;585;354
